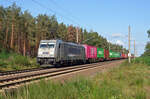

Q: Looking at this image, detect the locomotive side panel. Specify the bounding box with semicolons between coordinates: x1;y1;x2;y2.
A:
58;42;86;64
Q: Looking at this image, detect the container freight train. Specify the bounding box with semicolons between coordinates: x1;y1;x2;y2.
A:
37;40;128;66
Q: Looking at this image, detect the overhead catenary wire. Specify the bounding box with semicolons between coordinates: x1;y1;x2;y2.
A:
4;0;92;30
48;0;81;22
31;0;81;26
47;0;92;30
32;0;93;30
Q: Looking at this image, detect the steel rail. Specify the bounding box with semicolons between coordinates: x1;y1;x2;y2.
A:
0;60;123;91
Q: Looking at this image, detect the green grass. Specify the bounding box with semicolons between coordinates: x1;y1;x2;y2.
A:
0;49;39;71
131;56;150;66
1;59;150;99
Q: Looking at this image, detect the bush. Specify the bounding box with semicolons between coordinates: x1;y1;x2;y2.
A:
0;49;37;71
0;49;10;60
0;60;7;68
132;56;150;66
30;58;39;67
10;55;31;66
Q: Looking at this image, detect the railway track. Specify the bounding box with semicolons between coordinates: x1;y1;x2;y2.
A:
0;66;53;76
0;60;123;92
0;67;50;76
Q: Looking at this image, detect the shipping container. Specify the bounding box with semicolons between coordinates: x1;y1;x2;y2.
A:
121;53;124;58
121;53;126;59
122;53;128;59
82;44;97;62
104;49;109;60
97;48;104;59
125;54;128;58
109;50;120;59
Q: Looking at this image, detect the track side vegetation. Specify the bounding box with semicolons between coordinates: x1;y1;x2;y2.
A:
1;58;149;99
0;49;38;71
131;56;150;66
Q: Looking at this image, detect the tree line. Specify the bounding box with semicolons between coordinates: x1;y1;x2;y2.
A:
142;30;150;56
0;4;128;57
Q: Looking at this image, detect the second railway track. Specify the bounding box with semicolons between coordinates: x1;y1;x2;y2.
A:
0;60;123;92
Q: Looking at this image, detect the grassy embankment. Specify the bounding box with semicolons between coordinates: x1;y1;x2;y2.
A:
1;57;150;99
0;49;39;71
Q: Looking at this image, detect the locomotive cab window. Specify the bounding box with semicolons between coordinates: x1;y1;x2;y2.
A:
48;44;55;48
40;43;55;48
40;44;47;48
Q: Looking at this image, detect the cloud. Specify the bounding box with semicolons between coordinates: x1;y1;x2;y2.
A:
107;40;116;44
116;40;124;45
108;39;124;46
111;33;124;38
107;40;112;43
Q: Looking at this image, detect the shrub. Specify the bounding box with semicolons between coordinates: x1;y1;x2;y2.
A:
0;60;7;68
132;56;150;66
10;55;31;66
0;49;10;60
0;49;37;70
30;58;39;67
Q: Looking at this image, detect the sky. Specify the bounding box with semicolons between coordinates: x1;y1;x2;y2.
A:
0;0;150;56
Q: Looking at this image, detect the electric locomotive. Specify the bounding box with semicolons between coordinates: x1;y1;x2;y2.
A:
37;40;86;65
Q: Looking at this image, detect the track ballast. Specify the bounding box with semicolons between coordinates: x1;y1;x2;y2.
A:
0;60;124;92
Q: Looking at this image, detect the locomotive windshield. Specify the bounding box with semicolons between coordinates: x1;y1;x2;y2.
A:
48;44;54;48
40;44;47;48
40;43;55;48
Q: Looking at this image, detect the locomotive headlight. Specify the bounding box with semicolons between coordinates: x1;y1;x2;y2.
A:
38;51;43;57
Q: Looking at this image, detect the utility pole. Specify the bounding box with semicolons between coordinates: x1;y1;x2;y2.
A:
76;27;79;43
134;40;136;59
128;25;131;63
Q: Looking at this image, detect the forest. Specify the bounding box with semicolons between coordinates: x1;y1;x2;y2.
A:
141;30;150;56
0;4;128;57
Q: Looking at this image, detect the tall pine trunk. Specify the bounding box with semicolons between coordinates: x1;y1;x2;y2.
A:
17;32;20;53
10;22;14;49
23;38;26;56
5;26;9;48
